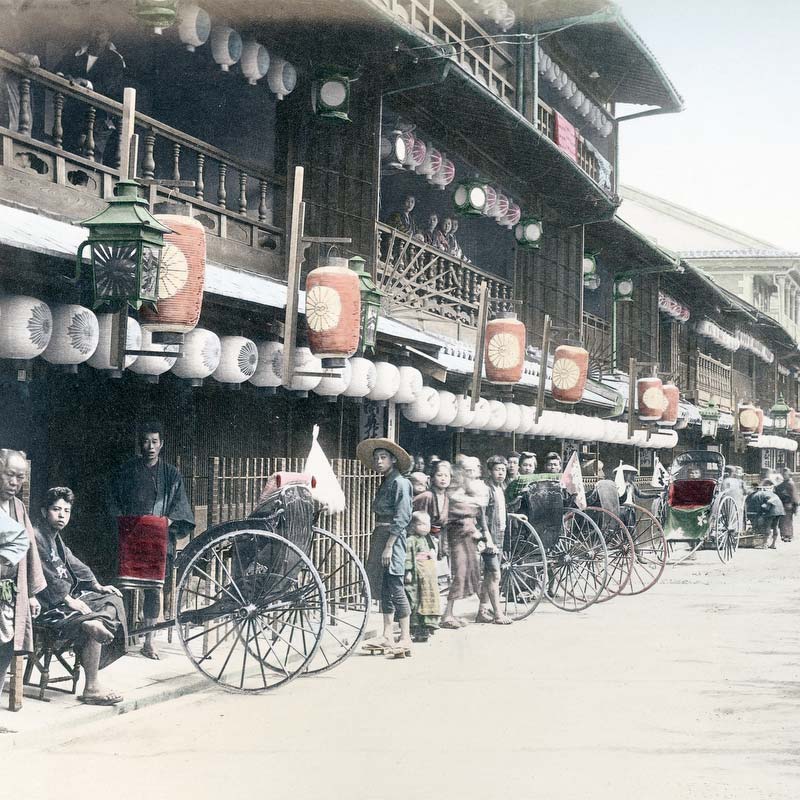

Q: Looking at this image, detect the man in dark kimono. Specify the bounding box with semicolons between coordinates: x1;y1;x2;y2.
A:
34;487;126;705
108;421;194;659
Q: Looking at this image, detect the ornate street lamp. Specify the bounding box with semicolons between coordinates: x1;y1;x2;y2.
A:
76;180;171;309
313;70;351;122
349;256;383;354
700;400;720;439
453;180;487;216
514;216;544;249
770;394;790;433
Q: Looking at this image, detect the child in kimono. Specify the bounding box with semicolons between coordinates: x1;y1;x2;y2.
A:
404;511;440;642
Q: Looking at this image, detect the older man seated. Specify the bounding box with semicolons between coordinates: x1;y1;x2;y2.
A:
34;487;127;705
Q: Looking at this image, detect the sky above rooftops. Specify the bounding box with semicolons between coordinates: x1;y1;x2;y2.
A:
617;0;800;249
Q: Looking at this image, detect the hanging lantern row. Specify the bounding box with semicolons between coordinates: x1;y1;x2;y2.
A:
173;5;297;99
735;330;774;364
537;47;613;138
657;291;690;323
451;179;533;239
695;319;739;352
380;129;455;190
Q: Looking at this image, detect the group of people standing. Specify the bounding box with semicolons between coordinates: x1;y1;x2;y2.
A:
742;468;798;548
386;195;468;261
356;441;570;658
0;421;194;708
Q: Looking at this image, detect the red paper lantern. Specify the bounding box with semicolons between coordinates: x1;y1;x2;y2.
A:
551;343;589;404
139;214;206;340
738;403;761;434
659;382;680;426
637;376;664;422
305;257;361;368
484;312;525;384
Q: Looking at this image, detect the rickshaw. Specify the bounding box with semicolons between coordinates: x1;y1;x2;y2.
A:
652;451;741;564
140;473;371;693
501;478;611;613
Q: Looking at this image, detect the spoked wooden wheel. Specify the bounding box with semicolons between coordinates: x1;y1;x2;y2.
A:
176;529;326;693
500;514;548;620
548;510;608;612
583;507;635;603
303;528;370;675
620;504;668;591
712;495;741;563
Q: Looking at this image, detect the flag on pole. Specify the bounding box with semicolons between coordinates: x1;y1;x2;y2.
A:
651;454;669;488
560;451;586;509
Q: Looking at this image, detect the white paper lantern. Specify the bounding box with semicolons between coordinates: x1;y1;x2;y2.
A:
431;391;459;428
580;98;592;116
283;346;321;394
267;57;297;100
394;365;424;404
343;357;377;398
500;403;522;434
171;328;220;384
0;295;52;359
517;405;536;435
469;398;492;430
402;385;441;424
485;400;507;432
249;340;284;388
128;325;178;378
314;359;352;400
88;314;141;372
42;304;99;366
211;26;243;72
368;361;401;402
570;90;584;109
240;40;270;85
178;4;211;52
212;336;258;385
451;394;475;430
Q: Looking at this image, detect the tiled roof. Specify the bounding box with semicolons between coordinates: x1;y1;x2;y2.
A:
680;249;800;259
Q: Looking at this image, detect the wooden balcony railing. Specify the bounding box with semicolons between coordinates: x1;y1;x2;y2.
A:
0;49;284;255
582;312;612;376
377;0;516;107
692;350;732;411
376;222;512;327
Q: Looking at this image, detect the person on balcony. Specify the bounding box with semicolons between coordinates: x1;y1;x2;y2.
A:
33;487;126;706
447;217;465;260
55;22;126;165
431;216;453;253
386;195;417;237
419;211;439;246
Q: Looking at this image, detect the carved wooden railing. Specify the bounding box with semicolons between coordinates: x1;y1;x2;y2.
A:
377;0;516;107
376;222;512;327
0;49;284;254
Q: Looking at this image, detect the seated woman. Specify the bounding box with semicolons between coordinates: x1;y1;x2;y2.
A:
34;487;127;705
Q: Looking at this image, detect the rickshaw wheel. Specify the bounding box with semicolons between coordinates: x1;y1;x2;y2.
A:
620;504;668;591
500;514;548;620
175;529;326;693
713;495;740;563
548;510;608;612
583;507;635;603
302;528;370;675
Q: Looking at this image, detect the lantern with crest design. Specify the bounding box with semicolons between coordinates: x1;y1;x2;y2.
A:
484;312;525;384
637;376;665;422
551;342;589;404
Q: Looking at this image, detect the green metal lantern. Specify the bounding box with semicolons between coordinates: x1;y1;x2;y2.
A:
313;70;351;122
453;181;487;216
700;400;720;439
771;394;791;433
76;180;171;309
514;216;543;249
349;255;383;353
133;0;178;33
614;275;634;302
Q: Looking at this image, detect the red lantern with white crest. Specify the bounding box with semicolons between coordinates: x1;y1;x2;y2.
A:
551;343;589;404
484;312;525;384
637;376;664;422
659;382;680;427
738;403;760;434
138;215;206;342
305;256;361;368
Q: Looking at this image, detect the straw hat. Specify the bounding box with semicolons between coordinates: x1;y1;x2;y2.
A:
356;438;412;474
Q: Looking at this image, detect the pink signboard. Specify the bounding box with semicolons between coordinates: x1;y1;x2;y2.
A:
554;112;578;162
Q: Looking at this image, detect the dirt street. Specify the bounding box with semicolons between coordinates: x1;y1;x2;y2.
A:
5;545;800;800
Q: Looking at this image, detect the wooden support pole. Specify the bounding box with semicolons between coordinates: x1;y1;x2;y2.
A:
283;166;306;387
470;281;489;410
119;87;136;181
535;314;551;423
628;357;637;439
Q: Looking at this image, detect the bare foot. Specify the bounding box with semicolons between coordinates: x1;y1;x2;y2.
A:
80;684;123;705
82;620;113;644
141;643;160;660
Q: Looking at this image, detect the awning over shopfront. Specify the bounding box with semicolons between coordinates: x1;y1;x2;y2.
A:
748;435;798;452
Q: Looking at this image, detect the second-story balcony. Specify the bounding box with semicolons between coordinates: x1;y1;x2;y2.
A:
0;49;285;276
